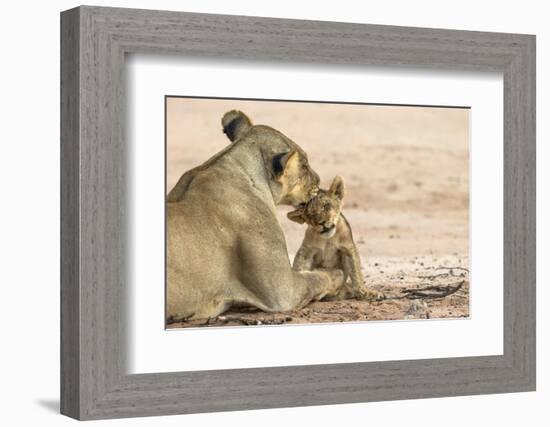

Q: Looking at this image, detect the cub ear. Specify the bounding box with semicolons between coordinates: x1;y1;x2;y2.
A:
287;207;307;224
329;176;345;200
272;150;299;177
221;110;252;142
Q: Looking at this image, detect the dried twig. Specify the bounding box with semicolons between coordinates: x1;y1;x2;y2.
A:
212;315;289;326
418;266;470;280
402;280;465;299
417;272;452;280
166;312;195;325
220;315;259;325
435;266;469;272
386;280;465;300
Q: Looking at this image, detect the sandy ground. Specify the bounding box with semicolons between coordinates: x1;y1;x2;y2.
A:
166;98;470;328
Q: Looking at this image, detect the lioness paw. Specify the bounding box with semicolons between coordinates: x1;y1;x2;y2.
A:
357;288;385;302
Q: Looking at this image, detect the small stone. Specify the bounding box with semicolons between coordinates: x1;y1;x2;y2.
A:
405;300;429;318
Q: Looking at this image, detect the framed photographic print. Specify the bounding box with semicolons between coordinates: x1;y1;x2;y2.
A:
164;96;470;330
60;6;536;420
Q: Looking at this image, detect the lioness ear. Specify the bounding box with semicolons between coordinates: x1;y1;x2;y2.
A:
287;207;306;224
221;110;252;142
329;176;345;200
272;150;299;177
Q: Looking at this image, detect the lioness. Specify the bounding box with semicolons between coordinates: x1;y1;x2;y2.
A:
288;176;383;301
166;111;345;322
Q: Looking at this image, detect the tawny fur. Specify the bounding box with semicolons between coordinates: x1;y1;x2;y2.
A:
288;176;383;301
166;111;346;322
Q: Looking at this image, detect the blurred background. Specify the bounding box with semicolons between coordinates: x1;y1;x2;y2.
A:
166;97;469;262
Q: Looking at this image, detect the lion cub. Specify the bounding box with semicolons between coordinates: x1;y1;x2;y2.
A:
288;176;382;301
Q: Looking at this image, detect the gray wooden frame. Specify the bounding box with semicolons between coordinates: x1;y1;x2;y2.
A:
60;5;536;420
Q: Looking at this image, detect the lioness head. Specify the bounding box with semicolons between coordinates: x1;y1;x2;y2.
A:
222;110;320;206
287;176;345;239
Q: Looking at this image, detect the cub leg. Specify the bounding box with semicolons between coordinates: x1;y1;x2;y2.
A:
292;245;316;271
343;246;384;301
324;254;355;301
344;245;365;290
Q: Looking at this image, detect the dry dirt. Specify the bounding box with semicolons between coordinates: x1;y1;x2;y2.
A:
165;98;470;328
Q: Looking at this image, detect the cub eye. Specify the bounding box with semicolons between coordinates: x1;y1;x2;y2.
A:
324;204;331;211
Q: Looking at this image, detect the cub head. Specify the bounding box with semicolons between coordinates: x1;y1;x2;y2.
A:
221;110;320;206
287;176;345;239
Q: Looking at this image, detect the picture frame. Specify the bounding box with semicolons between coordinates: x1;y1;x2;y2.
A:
60;5;536;420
